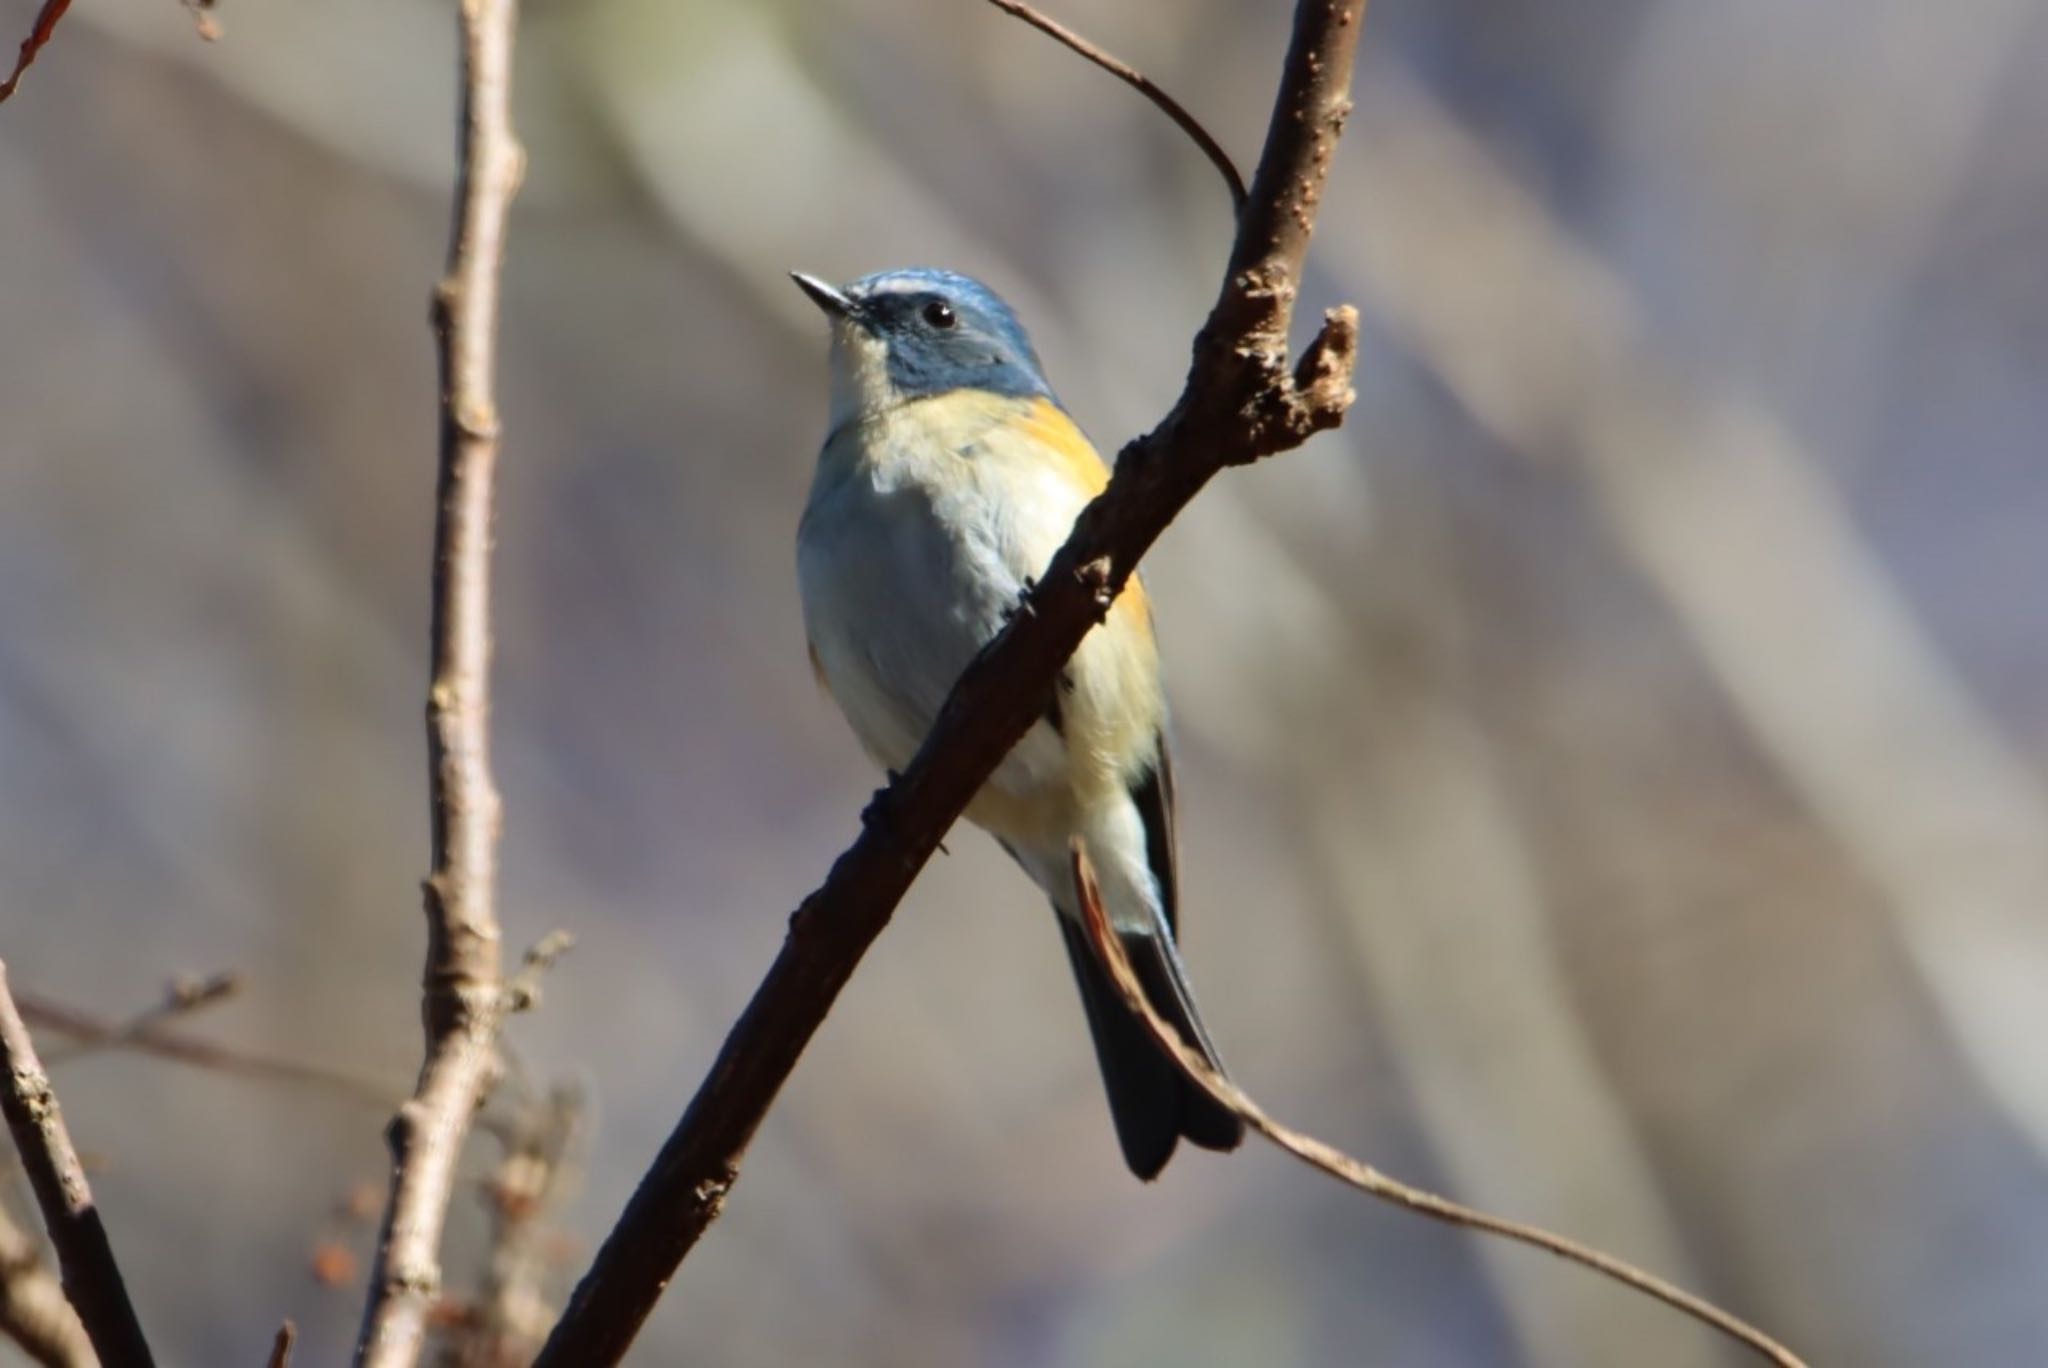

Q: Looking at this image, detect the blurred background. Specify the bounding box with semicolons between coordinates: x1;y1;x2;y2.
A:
4;0;2048;1363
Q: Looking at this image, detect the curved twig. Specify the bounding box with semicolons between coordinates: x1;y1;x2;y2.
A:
984;0;1247;214
532;3;1363;1363
0;963;155;1366
1066;845;1808;1368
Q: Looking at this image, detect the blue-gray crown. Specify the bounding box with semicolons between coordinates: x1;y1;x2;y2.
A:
840;268;1055;404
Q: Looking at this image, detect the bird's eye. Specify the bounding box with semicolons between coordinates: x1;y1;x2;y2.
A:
922;299;957;329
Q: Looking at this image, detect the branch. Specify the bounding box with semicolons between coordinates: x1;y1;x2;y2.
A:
14;989;393;1109
533;3;1363;1362
1067;846;1808;1367
0;963;154;1367
0;0;73;106
355;0;525;1361
1;0;214;104
983;0;1247;213
0;1203;94;1368
39;970;240;1066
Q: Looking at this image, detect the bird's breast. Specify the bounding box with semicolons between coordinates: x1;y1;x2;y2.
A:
796;391;1165;832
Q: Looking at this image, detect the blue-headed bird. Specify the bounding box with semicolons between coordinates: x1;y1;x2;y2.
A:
791;267;1244;1179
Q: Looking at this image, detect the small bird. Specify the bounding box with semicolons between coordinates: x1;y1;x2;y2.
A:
792;266;1244;1179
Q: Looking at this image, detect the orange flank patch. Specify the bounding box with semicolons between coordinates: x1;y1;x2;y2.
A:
1015;398;1150;625
1016;397;1111;496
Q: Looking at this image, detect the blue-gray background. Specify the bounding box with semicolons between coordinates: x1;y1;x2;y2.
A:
4;0;2048;1363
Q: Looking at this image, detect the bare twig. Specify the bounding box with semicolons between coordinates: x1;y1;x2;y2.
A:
500;932;574;1016
0;1202;94;1368
354;0;526;1361
0;0;73;105
21;1000;386;1104
0;964;153;1367
983;0;1247;213
40;971;240;1066
14;990;393;1108
266;1320;296;1368
1066;844;1807;1368
532;4;1363;1362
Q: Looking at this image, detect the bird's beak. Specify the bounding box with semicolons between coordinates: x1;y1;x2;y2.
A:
790;271;856;321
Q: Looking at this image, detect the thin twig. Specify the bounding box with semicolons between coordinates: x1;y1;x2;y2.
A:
0;963;154;1367
1065;843;1807;1368
983;0;1247;213
40;970;240;1066
0;0;73;105
266;1320;296;1368
354;0;525;1361
532;4;1363;1362
14;990;393;1109
0;1202;94;1368
1;0;215;100
501;933;574;1016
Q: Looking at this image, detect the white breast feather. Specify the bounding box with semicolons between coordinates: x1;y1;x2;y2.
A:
796;393;1164;847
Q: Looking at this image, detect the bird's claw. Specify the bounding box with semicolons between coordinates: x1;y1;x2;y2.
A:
1004;576;1039;623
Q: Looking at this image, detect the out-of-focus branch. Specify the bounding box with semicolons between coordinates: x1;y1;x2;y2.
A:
38;971;240;1066
266;1320;297;1368
983;0;1247;213
1334;68;2048;1169
0;1203;94;1368
533;4;1362;1363
0;964;153;1367
354;0;525;1362
14;989;392;1108
442;1084;584;1368
1066;843;1806;1368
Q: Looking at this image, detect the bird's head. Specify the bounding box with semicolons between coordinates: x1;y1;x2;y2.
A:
791;267;1053;429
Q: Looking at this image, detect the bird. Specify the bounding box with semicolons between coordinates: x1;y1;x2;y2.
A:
791;266;1244;1179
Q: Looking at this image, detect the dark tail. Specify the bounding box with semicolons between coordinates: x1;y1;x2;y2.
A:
1057;915;1245;1180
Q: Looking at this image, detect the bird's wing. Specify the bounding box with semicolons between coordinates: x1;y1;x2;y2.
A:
1129;738;1180;936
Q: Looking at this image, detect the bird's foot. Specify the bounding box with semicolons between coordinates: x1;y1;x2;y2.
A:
1004;576;1039;623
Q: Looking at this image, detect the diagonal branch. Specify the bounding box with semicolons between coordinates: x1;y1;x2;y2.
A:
38;970;240;1066
15;989;393;1108
0;0;73;106
532;3;1364;1362
1066;845;1809;1368
0;962;155;1367
354;0;526;1361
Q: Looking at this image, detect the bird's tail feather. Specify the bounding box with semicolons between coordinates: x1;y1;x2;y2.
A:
1057;914;1245;1180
